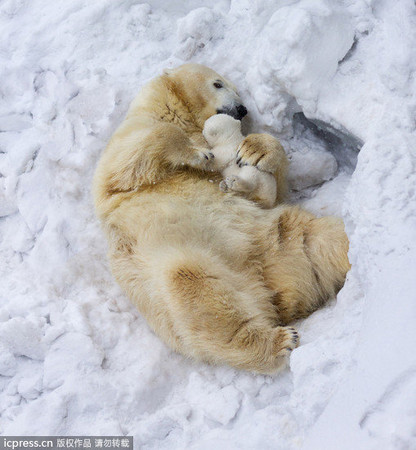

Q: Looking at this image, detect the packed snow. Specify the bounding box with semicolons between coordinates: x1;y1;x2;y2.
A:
1;0;415;449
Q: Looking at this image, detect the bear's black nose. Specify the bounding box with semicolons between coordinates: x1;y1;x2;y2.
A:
216;104;248;120
236;104;247;120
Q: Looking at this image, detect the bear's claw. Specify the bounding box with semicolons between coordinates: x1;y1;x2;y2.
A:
274;326;300;358
236;134;285;173
190;149;215;170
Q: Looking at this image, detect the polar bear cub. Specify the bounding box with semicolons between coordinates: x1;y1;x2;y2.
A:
203;114;277;208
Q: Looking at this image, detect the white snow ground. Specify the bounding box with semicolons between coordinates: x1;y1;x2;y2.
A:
1;0;415;448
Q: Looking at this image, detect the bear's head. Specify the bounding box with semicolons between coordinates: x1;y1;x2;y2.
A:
203;113;242;147
163;64;247;126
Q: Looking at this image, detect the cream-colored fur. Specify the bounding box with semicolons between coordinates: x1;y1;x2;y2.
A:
93;63;350;375
203;114;279;208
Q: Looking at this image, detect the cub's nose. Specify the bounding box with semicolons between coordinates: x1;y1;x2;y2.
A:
236;104;248;120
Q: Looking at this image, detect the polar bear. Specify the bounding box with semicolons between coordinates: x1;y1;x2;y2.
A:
203;113;282;208
93;63;350;375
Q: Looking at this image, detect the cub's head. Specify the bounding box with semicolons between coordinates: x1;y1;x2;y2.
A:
163;63;247;126
203;113;242;147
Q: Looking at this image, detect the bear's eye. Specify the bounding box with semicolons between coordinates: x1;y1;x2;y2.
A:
213;81;223;89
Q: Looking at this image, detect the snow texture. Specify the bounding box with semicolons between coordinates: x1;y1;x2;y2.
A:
1;0;415;449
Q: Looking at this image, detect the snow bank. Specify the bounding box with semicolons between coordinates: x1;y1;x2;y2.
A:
1;0;415;448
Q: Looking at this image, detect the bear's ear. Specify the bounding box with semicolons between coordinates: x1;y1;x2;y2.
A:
163;68;174;76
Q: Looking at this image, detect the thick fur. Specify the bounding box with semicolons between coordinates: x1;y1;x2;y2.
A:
203;114;284;208
93;64;350;375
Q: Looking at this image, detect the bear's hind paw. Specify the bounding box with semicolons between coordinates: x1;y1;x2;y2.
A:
274;326;299;357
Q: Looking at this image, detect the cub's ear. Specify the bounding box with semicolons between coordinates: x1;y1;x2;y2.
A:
204;125;218;138
202;123;218;144
208;129;218;138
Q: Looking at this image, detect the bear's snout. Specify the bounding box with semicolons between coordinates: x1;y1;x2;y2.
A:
216;104;247;121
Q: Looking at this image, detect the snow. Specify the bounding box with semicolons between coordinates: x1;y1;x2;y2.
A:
1;0;415;449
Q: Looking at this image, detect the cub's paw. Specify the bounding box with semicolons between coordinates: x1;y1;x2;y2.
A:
220;176;251;193
236;134;285;173
219;176;237;192
273;326;299;357
219;179;230;193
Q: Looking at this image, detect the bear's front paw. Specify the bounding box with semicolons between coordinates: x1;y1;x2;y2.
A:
189;148;215;171
236;134;285;173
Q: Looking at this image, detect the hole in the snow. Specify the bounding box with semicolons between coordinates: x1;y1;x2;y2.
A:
292;112;362;173
287;113;363;215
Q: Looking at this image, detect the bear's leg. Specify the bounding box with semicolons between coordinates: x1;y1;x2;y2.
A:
164;250;299;374
264;207;351;324
97;122;215;198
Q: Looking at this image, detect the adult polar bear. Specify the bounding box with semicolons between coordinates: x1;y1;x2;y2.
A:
93;64;350;374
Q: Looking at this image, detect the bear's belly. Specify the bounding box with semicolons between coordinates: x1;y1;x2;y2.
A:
109;177;270;268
